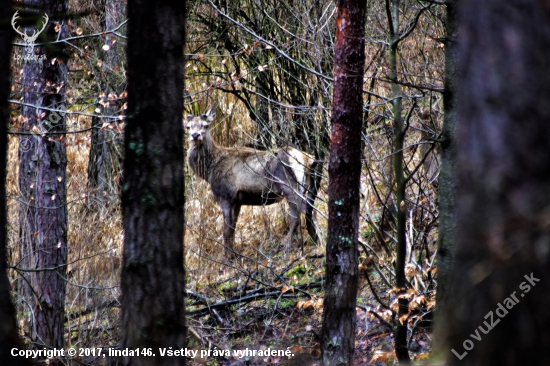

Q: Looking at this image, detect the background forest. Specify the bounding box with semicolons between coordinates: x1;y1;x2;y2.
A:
5;0;444;364
3;0;550;365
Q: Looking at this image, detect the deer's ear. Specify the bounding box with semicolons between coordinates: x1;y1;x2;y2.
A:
184;115;193;125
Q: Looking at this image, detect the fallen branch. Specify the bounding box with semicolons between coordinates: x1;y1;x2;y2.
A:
187;282;322;317
65;299;119;322
187;290;296;317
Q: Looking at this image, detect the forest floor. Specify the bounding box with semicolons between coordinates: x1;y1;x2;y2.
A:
185;298;432;366
183;243;433;366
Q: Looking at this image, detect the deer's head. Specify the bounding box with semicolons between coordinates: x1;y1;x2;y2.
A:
185;108;215;145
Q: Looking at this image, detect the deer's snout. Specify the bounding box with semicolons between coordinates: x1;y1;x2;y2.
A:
191;132;200;140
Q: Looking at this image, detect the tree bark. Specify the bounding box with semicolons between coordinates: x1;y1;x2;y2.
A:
87;0;125;205
386;0;411;361
433;0;457;351
119;0;187;365
17;0;69;354
444;0;550;364
0;5;32;365
253;75;272;148
321;1;366;365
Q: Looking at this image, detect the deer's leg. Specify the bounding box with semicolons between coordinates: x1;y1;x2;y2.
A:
286;202;300;255
221;201;241;259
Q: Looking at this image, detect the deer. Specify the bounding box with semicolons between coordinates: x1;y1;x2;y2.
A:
186;108;317;259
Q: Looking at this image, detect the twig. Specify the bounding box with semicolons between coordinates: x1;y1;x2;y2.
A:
205;0;331;82
12;19;128;47
358;239;393;288
362;264;393;312
366;308;394;333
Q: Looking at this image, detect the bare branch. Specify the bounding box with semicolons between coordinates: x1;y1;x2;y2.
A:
205;0;332;82
13;19;128;48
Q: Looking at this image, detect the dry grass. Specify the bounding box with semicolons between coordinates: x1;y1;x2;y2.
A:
6;115;124;348
6;104;328;356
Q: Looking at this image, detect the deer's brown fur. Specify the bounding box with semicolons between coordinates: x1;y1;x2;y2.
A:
186;109;314;258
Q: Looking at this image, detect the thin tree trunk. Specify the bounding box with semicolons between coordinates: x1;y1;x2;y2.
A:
253;76;272;148
87;0;125;205
321;0;366;365
18;0;69;355
386;0;411;361
119;0;187;365
306;0;332;248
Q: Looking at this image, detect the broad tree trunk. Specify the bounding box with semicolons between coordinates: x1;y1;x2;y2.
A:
0;5;32;365
443;0;550;364
18;0;69;353
321;0;366;365
119;1;187;365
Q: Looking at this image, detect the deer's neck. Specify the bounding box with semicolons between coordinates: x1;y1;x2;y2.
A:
188;134;220;182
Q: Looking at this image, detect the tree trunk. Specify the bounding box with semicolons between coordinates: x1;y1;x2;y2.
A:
87;0;125;205
321;0;366;365
433;0;457;351
0;5;32;365
17;0;69;354
444;0;550;364
253;76;272;149
119;0;187;365
386;0;411;361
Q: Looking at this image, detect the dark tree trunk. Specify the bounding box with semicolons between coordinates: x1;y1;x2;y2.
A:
433;0;457;350
0;5;32;365
17;0;69;354
444;1;550;364
253;76;272;149
119;0;187;365
321;0;366;365
87;0;125;205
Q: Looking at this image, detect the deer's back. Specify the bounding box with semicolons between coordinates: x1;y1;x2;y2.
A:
207;146;297;204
